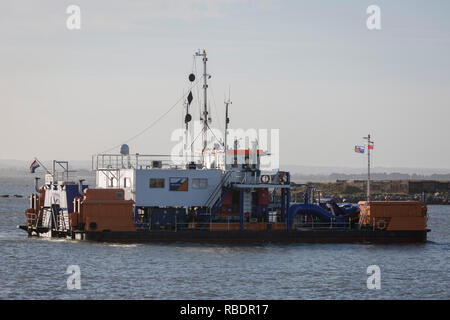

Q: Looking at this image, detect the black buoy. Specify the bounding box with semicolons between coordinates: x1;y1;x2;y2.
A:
189;73;195;82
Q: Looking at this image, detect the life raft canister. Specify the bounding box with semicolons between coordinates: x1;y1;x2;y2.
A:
260;175;270;184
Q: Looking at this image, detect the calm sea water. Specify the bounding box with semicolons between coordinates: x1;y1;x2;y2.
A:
0;172;448;300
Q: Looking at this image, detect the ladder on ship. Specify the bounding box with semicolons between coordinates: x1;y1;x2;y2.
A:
358;203;369;229
199;171;233;229
204;171;232;209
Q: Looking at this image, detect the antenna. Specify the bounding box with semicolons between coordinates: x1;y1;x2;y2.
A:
224;86;232;167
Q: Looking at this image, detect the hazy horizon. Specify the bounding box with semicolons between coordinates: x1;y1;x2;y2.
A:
1;158;449;176
1;1;449;168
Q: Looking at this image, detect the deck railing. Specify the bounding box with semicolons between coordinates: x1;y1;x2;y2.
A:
26;212;38;228
92;153;203;171
293;221;352;230
133;220;352;232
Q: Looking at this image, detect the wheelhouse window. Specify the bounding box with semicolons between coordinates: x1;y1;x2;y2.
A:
192;178;208;189
149;178;165;189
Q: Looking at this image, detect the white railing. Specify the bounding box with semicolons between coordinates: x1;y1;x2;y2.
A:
92;154;202;171
227;170;290;186
26;212;38;228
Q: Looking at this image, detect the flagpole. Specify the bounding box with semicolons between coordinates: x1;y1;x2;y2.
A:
368;135;370;202
363;134;373;202
33;157;52;175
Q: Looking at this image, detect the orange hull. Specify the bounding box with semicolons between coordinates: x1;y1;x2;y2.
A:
358;201;427;231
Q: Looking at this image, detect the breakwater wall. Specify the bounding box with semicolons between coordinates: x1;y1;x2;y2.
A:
290;180;450;205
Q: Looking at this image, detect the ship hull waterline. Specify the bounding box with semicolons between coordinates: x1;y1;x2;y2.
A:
78;229;428;244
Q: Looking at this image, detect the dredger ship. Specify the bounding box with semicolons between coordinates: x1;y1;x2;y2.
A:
20;50;429;243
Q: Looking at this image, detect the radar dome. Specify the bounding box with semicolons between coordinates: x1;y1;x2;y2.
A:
120;144;130;155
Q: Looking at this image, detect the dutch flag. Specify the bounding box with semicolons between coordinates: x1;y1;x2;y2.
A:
30;160;40;173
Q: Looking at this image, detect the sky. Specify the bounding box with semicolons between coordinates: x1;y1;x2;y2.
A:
1;0;449;169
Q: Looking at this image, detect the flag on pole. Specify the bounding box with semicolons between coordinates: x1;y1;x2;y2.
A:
354;146;365;154
30;160;40;173
368;144;374;150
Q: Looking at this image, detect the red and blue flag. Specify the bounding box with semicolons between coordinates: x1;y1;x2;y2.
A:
354;146;365;154
30;160;40;173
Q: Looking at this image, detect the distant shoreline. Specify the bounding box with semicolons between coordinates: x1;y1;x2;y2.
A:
291;180;450;205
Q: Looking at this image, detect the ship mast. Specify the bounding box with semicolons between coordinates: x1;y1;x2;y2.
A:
195;49;209;166
184;98;189;164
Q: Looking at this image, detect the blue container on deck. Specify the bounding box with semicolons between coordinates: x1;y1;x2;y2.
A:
65;184;88;213
151;208;186;228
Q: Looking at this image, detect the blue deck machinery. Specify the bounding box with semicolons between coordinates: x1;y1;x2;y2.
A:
287;185;360;229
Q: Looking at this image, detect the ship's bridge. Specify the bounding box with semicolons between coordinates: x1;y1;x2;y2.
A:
92;152;289;209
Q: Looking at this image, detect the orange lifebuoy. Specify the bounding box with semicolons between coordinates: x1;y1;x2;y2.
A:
260;175;270;184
